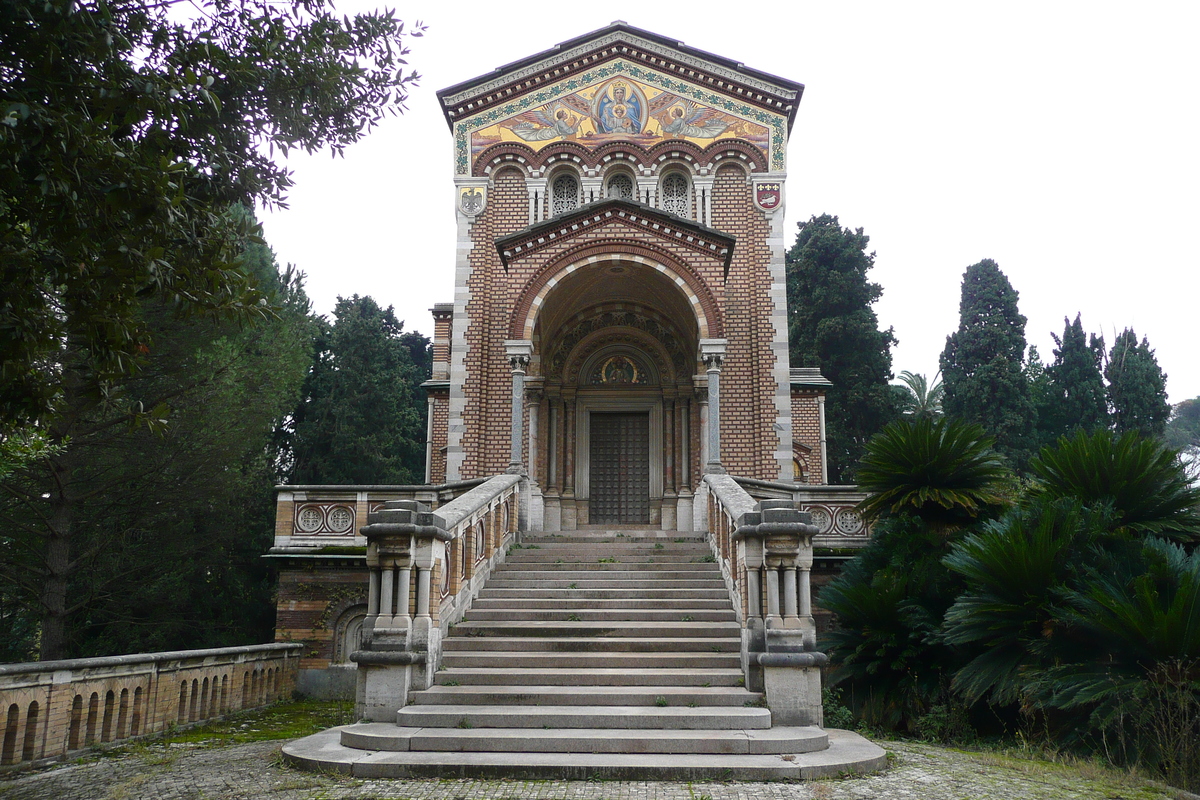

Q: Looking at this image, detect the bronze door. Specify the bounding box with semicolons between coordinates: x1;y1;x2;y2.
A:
589;412;650;524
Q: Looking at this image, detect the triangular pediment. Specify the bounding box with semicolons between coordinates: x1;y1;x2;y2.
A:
438;23;802;175
495;199;734;274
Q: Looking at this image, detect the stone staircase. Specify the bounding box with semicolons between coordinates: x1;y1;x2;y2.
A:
284;529;885;779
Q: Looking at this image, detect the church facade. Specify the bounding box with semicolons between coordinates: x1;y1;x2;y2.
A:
423;22;826;530
271;24;867;689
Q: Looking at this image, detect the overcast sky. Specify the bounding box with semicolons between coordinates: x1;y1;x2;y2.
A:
259;1;1200;404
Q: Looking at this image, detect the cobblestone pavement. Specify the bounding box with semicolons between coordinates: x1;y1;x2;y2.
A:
1;739;1194;800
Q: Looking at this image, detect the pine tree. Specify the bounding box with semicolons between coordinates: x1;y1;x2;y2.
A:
1038;315;1108;443
940;259;1037;467
786;214;897;483
1106;329;1170;438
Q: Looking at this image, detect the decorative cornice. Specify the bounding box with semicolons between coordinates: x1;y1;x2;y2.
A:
496;198;734;272
438;24;802;131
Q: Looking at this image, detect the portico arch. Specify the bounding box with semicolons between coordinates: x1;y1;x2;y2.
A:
527;259;704;531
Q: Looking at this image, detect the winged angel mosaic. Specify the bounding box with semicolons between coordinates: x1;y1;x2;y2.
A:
471;78;770;159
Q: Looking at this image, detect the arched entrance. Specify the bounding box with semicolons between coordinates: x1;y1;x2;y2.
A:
525;258;703;530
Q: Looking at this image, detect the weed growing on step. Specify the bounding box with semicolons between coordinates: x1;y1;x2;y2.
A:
598;557;617;563
654;543;664;549
442;680;460;686
456;718;473;729
655;696;669;707
568;583;578;589
674;537;687;543
682;615;694;622
567;614;582;621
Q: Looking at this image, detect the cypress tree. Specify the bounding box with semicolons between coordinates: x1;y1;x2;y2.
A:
786;214;897;483
1106;329;1170;438
1038;314;1108;442
940;259;1036;467
288;296;430;485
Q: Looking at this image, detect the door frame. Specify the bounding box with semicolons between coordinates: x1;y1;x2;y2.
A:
575;392;663;506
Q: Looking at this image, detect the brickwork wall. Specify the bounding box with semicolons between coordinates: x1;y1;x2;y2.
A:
791;388;825;485
275;565;368;670
462;167;528;478
429;392;449;484
709;164;777;480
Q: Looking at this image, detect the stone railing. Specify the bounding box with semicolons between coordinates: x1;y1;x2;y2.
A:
272;479;490;550
735;478;871;549
699;474;826;727
351;474;524;720
0;643;301;768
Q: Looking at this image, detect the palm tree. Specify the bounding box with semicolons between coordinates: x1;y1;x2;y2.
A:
895;370;945;419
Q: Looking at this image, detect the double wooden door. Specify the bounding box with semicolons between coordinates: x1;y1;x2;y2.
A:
588;412;650;524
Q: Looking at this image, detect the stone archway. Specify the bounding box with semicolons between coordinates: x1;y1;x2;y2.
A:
525;261;703;531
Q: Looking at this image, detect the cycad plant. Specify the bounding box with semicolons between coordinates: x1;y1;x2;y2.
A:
1028;429;1200;543
942;498;1108;705
856;416;1011;530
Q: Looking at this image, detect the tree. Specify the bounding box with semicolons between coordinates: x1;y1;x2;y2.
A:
0;0;423;428
287;296;430;486
786;214;897;482
0;238;313;659
1106;329;1170;439
1167;398;1200;461
1038;315;1108;443
895;371;945;420
940;259;1037;467
0;0;421;661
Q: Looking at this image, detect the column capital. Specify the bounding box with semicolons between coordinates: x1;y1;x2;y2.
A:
699;338;727;372
505;339;533;372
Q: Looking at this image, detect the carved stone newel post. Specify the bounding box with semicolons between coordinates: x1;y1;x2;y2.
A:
352;500;450;721
734;498;826;726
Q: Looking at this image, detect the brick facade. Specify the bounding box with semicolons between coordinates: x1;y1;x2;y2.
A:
424;26;821;530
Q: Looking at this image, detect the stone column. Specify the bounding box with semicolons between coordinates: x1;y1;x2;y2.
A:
700;339;728;474
505;340;532;475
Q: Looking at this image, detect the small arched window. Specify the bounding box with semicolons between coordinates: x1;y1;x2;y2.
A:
606;173;634;201
551;172;580;216
661;172;690;217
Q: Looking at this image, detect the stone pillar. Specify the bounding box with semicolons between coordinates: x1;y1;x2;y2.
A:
505;340;532;475
731;498;825;725
353;500;449;721
700;339;727;474
562;389;577;530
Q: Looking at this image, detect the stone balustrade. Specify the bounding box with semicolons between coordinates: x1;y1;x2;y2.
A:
700;474;827;726
351;474;524;720
0;643;301;769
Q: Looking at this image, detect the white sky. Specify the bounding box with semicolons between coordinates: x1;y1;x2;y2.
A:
259;1;1200;404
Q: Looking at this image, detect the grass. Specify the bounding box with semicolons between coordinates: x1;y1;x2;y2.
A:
157;700;357;746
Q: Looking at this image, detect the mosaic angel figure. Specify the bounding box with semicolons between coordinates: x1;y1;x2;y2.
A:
651;94;732;139
509;105;580;141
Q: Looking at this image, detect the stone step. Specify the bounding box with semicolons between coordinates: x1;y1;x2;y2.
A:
463;609;736;622
440;651;741;669
340;722;827;755
469;597;734;610
448;621;739;638
410;685;760;707
394;704;772;730
433;667;744;687
442;636;740;653
482;578;727;589
476;588;732;600
284;728;888;780
497;562;717;572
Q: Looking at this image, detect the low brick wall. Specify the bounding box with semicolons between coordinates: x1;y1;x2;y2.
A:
0;643;302;768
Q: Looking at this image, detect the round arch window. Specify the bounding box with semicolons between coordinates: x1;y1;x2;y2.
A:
661;172;690;217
